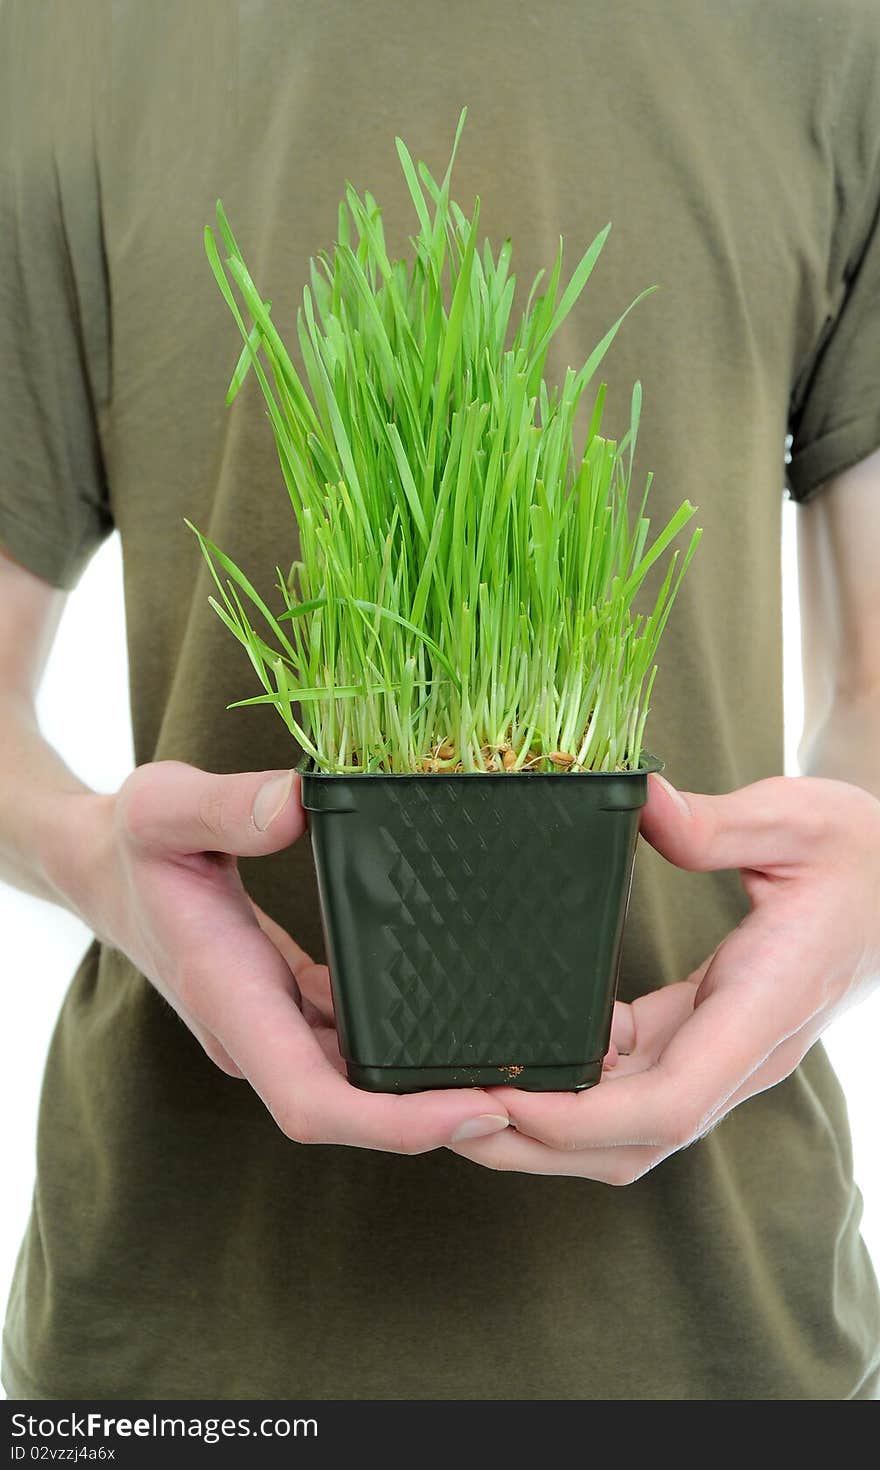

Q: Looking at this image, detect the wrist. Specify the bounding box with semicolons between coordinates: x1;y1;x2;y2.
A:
39;789;119;942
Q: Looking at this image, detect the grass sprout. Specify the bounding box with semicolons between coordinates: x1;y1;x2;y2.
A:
187;109;701;774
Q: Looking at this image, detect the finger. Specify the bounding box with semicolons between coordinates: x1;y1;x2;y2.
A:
182;917;510;1152
118;760;307;859
608;981;699;1078
185;1016;245;1078
248;899;335;1021
707;1019;822;1121
602;1038;620;1070
312;1022;350;1078
449;1129;661;1184
295;964;336;1024
608;954;716;1074
486;911;807;1150
161;995;244;1079
640;771;852;875
455;1019;821;1175
609;1000;635;1055
248;897;315;970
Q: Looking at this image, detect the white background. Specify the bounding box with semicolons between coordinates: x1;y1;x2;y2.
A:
1;505;878;1374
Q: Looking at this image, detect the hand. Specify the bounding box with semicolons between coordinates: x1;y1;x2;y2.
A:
449;772;880;1183
61;760;510;1152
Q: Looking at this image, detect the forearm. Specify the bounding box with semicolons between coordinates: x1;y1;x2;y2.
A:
0;690;115;919
798;692;880;802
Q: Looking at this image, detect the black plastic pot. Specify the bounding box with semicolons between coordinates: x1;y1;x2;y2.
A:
299;755;662;1093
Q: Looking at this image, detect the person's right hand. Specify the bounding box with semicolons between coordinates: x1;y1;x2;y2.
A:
61;760;510;1152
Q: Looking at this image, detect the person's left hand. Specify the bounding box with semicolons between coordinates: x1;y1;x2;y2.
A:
449;772;880;1184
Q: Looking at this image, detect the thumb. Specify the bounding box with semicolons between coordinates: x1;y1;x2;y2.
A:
117;760;307;858
640;772;820;874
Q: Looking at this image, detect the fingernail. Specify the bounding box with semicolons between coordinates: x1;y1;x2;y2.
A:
450;1114;509;1143
654;773;690;816
252;771;295;831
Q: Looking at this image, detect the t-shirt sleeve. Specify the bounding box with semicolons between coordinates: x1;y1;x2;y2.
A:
786;175;880;503
0;2;114;592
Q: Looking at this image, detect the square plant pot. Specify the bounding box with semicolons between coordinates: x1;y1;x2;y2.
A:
299;756;661;1093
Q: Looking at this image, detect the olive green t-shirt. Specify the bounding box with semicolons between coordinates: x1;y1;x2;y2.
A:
2;0;880;1401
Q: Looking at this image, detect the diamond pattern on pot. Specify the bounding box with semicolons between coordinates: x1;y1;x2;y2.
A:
357;777;619;1068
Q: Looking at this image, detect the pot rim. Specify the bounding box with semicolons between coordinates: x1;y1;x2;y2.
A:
297;751;665;780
